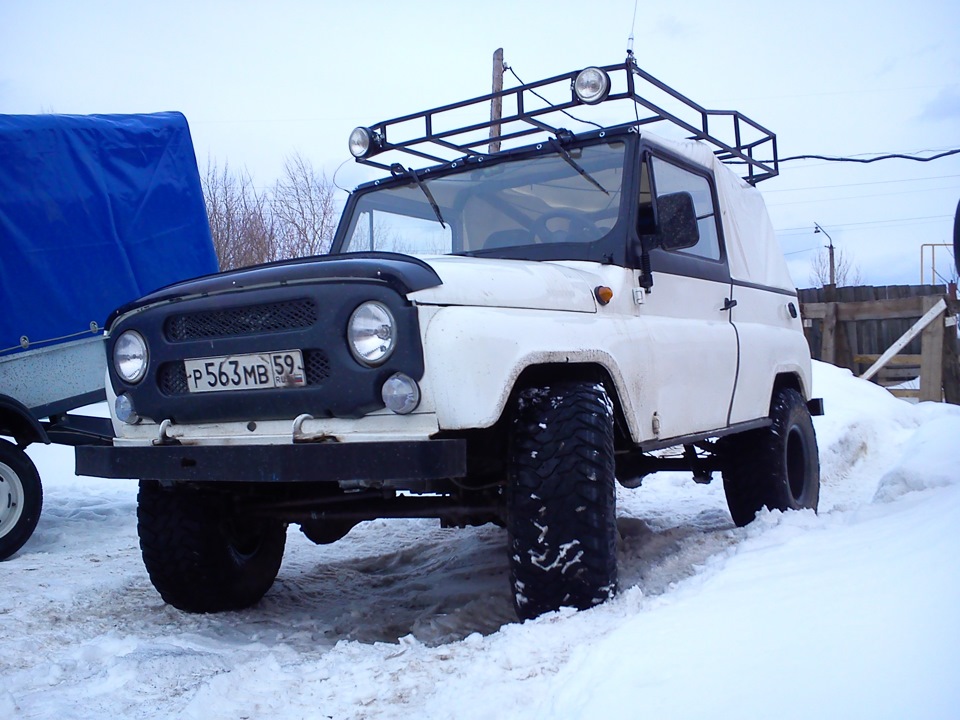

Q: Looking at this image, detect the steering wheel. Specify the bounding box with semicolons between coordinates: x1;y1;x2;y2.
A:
530;210;599;244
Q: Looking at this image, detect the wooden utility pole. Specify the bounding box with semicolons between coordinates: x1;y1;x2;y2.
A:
489;48;504;154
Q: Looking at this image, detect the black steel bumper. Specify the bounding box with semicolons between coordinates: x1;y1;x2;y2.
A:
75;439;467;484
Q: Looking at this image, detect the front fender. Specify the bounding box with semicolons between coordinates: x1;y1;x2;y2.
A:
420;306;646;440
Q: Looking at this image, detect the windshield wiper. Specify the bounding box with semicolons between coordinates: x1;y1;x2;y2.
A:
549;137;609;195
406;167;446;229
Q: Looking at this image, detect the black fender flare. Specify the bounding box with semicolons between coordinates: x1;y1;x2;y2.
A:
0;395;50;447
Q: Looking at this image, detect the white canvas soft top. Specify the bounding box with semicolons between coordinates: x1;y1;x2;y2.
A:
645;134;796;293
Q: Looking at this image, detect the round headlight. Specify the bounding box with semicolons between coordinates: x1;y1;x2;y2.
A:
114;330;148;384
348;302;395;366
349;126;380;158
574;67;611;105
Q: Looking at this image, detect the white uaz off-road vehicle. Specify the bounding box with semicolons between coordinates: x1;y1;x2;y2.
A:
78;60;822;620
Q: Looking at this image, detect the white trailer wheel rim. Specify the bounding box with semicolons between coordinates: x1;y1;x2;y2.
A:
0;461;25;539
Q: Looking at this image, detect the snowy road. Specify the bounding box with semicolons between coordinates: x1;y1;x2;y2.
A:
3;362;960;719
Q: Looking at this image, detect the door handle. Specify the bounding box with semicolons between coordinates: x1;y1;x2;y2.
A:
721;298;738;311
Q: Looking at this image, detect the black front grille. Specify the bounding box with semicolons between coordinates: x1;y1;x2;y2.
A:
157;349;331;397
158;362;188;396
304;350;331;384
165;299;318;341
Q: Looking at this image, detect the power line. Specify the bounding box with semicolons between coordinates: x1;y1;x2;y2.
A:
765;183;960;208
762;173;960;194
775;213;954;235
783;246;819;256
733;148;960;167
779;148;960;164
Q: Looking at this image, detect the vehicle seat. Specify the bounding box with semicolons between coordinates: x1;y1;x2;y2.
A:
483;228;531;249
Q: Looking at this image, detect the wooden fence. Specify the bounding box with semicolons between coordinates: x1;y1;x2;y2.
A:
798;284;960;403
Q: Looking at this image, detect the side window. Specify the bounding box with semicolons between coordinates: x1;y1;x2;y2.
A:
637;158;655;235
651;156;721;261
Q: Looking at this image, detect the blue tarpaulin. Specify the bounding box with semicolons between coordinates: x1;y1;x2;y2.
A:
0;112;218;355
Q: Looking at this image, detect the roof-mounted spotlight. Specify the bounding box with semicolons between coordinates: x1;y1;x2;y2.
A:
348;126;383;158
573;67;611;105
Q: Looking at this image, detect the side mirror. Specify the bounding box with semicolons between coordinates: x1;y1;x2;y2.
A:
657;191;699;251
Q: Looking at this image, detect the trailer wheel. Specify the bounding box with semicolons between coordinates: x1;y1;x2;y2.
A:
137;481;286;613
721;388;820;527
0;440;43;561
507;382;618;620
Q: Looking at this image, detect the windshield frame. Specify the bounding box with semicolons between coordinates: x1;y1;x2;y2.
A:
330;127;638;267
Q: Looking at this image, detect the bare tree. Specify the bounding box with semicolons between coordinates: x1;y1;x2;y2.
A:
272;152;338;258
202;158;278;270
809;246;863;287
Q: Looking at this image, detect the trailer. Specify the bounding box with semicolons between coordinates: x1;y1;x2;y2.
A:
0;112;218;559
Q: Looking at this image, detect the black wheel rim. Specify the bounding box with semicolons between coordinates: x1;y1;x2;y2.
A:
785;424;808;501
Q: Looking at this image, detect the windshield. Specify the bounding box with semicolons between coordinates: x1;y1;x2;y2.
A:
338;141;626;257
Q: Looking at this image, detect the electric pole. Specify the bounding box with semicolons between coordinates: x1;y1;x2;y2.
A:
489;48;504;155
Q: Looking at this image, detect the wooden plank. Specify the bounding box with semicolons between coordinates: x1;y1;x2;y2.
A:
855;286;872;360
854;354;922;366
919;295;945;402
943;317;960;405
861;298;947;381
838;297;927;321
842;313;858;371
800;296;927;322
799;302;827;320
889;388;920;398
877;369;921;383
821;302;838;366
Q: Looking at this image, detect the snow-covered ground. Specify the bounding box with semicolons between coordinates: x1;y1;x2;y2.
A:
3;361;960;719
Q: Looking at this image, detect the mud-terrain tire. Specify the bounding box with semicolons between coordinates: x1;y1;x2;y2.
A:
137;481;286;612
721;388;820;527
507;382;618;620
0;440;42;561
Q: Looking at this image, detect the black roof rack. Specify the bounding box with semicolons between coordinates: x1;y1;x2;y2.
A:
352;57;778;185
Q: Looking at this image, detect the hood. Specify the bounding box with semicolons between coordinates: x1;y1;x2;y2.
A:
408;256;599;312
106;252;443;328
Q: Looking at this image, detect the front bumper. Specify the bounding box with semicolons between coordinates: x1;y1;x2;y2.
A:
75;439;466;485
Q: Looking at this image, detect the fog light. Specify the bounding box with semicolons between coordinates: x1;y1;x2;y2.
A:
573;67;611;105
348;126;382;158
382;373;420;415
115;393;140;425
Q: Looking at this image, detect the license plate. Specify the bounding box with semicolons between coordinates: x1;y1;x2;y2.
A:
184;350;306;393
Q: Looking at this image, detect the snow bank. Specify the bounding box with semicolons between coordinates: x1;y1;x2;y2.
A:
811;361;960;509
874;415;960;501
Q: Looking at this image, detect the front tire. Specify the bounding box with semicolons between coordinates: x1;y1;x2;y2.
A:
137;481;286;612
722;387;820;527
0;440;43;561
507;382;618;620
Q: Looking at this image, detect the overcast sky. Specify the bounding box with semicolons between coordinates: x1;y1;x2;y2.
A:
2;0;958;287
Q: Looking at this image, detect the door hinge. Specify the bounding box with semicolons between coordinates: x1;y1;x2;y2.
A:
633;288;646;305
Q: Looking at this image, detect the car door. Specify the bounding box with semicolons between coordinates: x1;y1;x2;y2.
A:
631;152;738;441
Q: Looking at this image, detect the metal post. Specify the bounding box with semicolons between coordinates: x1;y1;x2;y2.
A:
815;222;835;286
489;48;504;155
